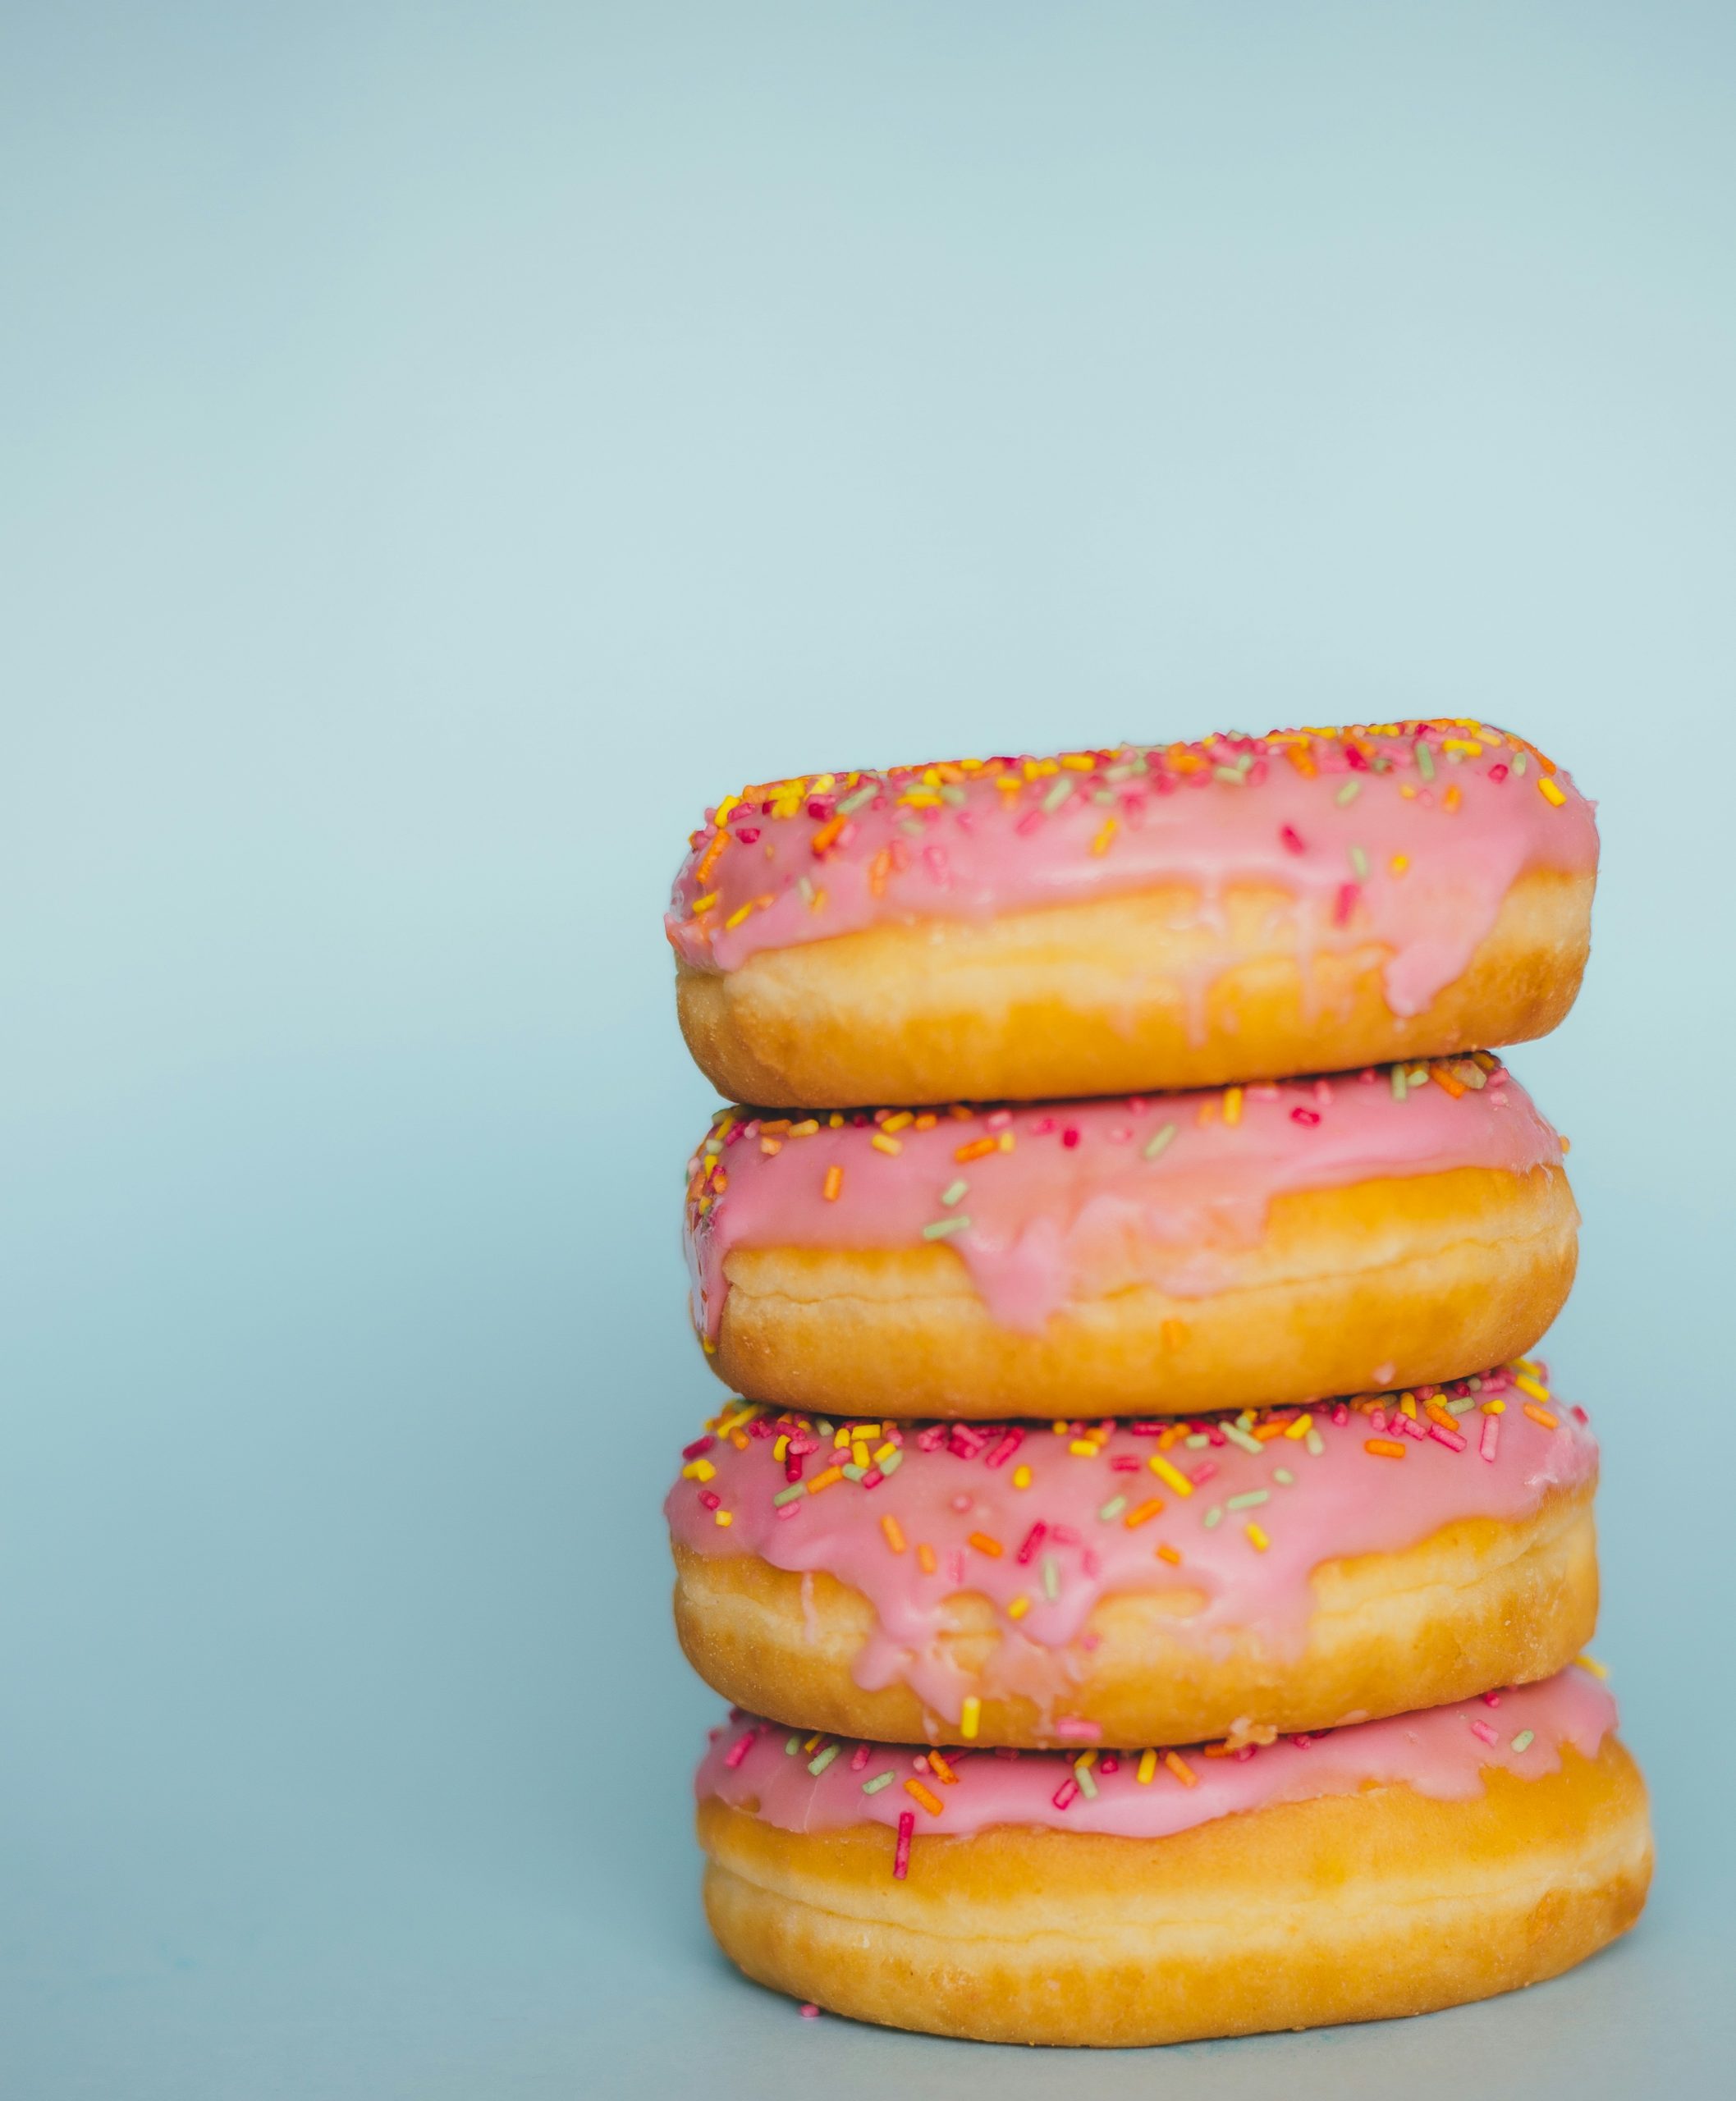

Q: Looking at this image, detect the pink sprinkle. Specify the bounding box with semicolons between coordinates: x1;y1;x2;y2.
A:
1051;1778;1080;1810
985;1109;1013;1129
1489;762;1509;782
1081;1549;1100;1577
1050;1524;1080;1547
1370;1408;1387;1433
1100;1755;1119;1774
775;1503;802;1522
1482;1691;1502;1708
699;1489;721;1509
859;1467;884;1489
1056;1716;1102;1742
985;1428;1024;1469
725;1731;756;1769
1061;1127;1080;1148
917;1424;949;1452
1110;1454;1141;1472
1480;1414;1501;1463
1332;1403;1350;1426
799;2003;821;2018
1015;809;1044;835
1470;1720;1499;1746
1028;1115;1056;1135
1189;1462;1218;1486
893;1811;914;1879
1280;824;1306;854
1427;1424;1467;1452
1290;1106;1321;1125
922;845;949;883
681;1435;717;1461
850;1742;872;1769
1015;1522;1047;1565
1333;881;1360;926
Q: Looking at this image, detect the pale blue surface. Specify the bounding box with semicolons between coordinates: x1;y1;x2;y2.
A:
2;4;1733;2094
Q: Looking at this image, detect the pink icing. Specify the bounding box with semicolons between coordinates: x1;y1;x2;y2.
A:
694;1667;1617;1840
666;1366;1596;1728
686;1057;1563;1337
666;724;1598;1018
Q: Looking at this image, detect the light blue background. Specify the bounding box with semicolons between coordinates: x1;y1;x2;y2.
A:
2;4;1731;2094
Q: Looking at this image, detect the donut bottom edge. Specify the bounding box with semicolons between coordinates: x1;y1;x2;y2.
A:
697;1739;1651;2047
676;867;1592;1108
671;1488;1598;1749
710;1162;1578;1418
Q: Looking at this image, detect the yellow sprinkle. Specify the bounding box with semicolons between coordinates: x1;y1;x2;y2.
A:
772;1435;789;1461
1284;1413;1312;1440
872;1442;896;1465
713;1509;732;1527
1011;1464;1033;1490
1245;1522;1270;1551
681;1458;717;1482
869;1133;903;1156
881;1515;907;1554
1074;1749;1097;1770
690;891;718;913
723;902;754;930
1512;1373;1552;1405
882;1111;914;1133
1223;1086;1243;1126
1091;817;1118;854
1538;775;1567;806
1147;1454;1194;1497
1137;1748;1157;1784
960;1697;980;1741
758;1136;781;1155
1007;1595;1031;1620
1576;1653;1609;1679
1390;854;1409;876
1069;1439;1099;1457
1481;1398;1506;1415
905;1778;944;1816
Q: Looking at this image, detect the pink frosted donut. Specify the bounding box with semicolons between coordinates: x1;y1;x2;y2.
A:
667;1363;1598;1750
667;721;1598;1105
695;1668;1651;2045
686;1053;1576;1418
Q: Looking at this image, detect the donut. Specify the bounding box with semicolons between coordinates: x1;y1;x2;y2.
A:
668;1364;1596;1749
687;1055;1574;1419
694;1667;1650;2046
666;722;1597;1106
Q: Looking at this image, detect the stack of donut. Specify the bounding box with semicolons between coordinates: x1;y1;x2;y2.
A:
661;722;1651;2047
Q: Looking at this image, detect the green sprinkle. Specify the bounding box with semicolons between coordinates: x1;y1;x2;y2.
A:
797;874;814;903
772;1484;807;1507
837;784;878;814
922;1215;972;1239
939;1179;968;1207
1074;1762;1099;1799
1335;779;1362;806
1202;1504;1224;1530
1222;1424;1262;1455
842;1462;864;1481
1512;750;1528;776
1225;1489;1269;1511
898;817;926;838
1391;1064;1408;1101
862;1769;895;1794
817;1421;834;1438
1185;1432;1210;1449
1041;1554;1060;1601
1305;1430;1325;1457
786;1734;803;1755
1042;778;1075;813
877;1448;903;1477
1511;1730;1536;1754
940;785;967;807
1103;762;1137;781
1414;738;1436;781
1098;1495;1128;1522
1143;1121;1179;1160
1213;763;1244;784
1272;1467;1295;1486
1349;843;1368;880
808;1743;841;1775
1091;787;1117;804
1445;1396;1476;1417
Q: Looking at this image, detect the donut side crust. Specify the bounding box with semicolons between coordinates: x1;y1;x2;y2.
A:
697;1737;1651;2045
709;1162;1578;1417
671;1483;1598;1748
676;866;1592;1106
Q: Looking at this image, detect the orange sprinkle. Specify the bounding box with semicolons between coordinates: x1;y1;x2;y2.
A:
880;1514;907;1554
1154;1543;1183;1565
1365;1438;1407;1459
1443;782;1462;812
954;1137;996;1164
967;1531;1004;1558
822;1164;844;1202
806;1465;844;1495
1091;817;1118;854
1425;1401;1459;1433
905;1778;944;1816
926;1749;959;1785
1123;1497;1166;1528
1164;1751;1198;1787
868;848;892;897
917;1544;937;1574
1523;1404;1560;1430
1253;1421;1288;1442
1427;1062;1468;1098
